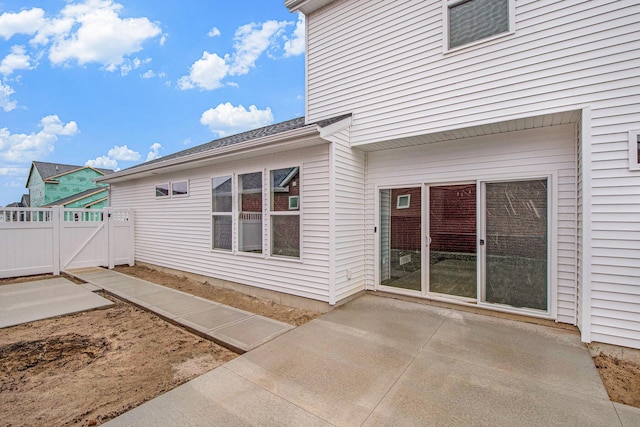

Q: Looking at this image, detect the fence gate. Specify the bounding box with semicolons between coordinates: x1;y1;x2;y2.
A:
0;207;134;279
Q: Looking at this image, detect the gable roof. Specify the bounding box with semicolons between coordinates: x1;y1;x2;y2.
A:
27;161;114;187
43;187;108;207
99;114;352;184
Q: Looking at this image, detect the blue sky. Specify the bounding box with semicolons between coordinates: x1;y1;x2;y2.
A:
0;0;305;206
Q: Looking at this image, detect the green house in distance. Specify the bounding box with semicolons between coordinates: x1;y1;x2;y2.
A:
26;161;113;209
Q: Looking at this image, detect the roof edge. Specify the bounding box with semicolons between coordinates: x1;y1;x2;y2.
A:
96;123;321;184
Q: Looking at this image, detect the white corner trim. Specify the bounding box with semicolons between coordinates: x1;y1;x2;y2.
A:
579;106;593;343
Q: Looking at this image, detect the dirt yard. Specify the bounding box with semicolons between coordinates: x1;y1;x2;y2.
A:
593;354;640;408
0;267;319;426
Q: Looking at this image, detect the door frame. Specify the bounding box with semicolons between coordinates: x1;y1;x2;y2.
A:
375;172;558;319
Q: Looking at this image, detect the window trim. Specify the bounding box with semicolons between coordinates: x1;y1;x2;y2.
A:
397;194;411;209
171;180;189;198
629;129;640;171
443;0;515;53
269;166;302;260
237;170;264;256
211;175;233;252
155;182;170;198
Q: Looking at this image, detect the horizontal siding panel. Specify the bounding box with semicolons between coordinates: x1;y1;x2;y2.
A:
111;145;332;303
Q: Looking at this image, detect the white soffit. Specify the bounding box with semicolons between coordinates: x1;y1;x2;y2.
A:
354;109;583;152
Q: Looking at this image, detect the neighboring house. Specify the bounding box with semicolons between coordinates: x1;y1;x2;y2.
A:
26;161;113;209
98;0;640;350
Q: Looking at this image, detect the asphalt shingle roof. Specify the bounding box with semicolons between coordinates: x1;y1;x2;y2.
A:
33;161;114;180
120;114;351;174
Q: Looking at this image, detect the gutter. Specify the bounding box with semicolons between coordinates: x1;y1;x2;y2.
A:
96;124;322;184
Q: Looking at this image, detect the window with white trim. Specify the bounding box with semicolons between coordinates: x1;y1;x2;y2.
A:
270;167;300;259
630;130;640;171
172;180;189;197
238;172;263;254
212;176;232;251
155;183;169;198
445;0;512;50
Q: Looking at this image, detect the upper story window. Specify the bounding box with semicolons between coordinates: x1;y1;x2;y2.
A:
155;183;169;198
446;0;513;50
630;130;640;171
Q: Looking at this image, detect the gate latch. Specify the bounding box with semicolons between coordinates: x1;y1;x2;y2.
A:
479;239;485;246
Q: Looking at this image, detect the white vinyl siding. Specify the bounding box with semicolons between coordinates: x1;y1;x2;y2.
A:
366;125;577;323
308;0;640;346
109;145;331;302
328;128;367;302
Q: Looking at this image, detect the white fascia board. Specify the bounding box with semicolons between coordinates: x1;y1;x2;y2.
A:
285;0;336;14
319;115;353;140
96;125;321;184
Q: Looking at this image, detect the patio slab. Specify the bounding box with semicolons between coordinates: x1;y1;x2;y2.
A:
104;293;633;427
0;277;113;328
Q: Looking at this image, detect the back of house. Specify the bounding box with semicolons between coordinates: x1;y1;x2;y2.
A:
101;0;640;350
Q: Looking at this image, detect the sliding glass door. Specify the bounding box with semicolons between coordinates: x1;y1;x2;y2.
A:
379;177;550;314
482;179;548;311
428;184;477;299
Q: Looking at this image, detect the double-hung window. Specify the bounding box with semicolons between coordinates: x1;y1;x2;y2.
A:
445;0;512;50
238;172;263;253
212;176;232;251
270;167;300;259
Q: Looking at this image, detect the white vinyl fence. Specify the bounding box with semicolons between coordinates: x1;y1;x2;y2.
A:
0;207;134;279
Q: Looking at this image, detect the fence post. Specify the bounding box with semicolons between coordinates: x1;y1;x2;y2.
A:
128;208;135;266
52;206;61;275
106;207;114;269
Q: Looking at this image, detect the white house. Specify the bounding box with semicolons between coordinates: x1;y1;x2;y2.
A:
99;0;640;350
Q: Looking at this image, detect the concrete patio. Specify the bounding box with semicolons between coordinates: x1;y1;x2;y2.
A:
0;277;113;328
104;294;640;426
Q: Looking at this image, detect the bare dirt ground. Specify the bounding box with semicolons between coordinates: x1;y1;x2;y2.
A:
113;265;320;326
0;267;318;426
593;354;640;408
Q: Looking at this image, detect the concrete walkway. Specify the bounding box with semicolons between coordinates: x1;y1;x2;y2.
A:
0;277;113;328
104;294;640;426
68;268;294;353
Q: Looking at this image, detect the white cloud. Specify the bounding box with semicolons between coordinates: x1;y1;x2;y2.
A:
178;19;294;91
229;20;288;76
0;115;79;162
284;13;305;57
146;142;161;161
0;80;17;112
0;45;33;76
108;144;140;161
85;155;117;170
3;179;25;188
120;57;151;76
207;27;221;37
0;8;45;39
141;69;155;79
200;103;273;137
177;51;228;90
47;0;163;71
0;167;29;176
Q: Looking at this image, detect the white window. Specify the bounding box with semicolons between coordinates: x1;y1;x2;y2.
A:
397;194;411;209
238;172;263;254
629;130;640;171
445;0;513;51
155;183;169;198
212;176;232;251
171;180;189;197
271;167;300;259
